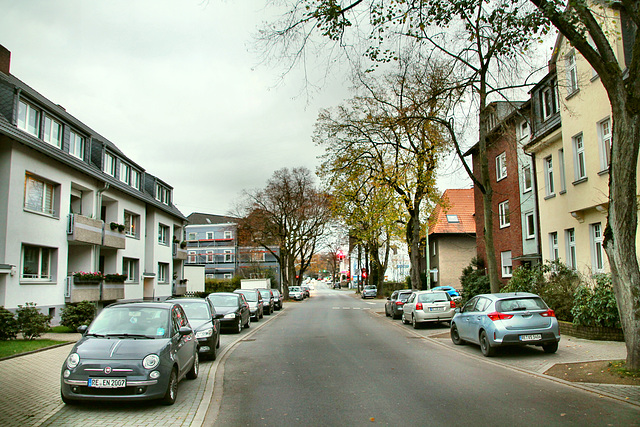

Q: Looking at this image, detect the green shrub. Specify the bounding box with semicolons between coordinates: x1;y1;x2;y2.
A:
60;301;96;331
459;257;490;305
205;276;241;294
16;302;51;340
572;274;620;328
0;306;18;340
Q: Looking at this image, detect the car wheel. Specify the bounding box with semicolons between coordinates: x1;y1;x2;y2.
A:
402;314;408;325
216;334;220;349
412;316;420;329
450;323;465;345
235;317;242;334
161;368;178;405
187;353;199;379
244;317;250;329
259;310;264;319
543;341;559;354
480;330;496;357
210;342;217;361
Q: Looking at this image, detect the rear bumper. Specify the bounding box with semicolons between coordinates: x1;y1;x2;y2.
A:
414;309;455;322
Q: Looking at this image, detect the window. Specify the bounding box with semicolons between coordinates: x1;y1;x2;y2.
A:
22;245;53;280
591;223;605;273
518;120;530;141
188;251;196;263
224;231;233;239
501;251;513;278
43;116;62;148
206;232;214;240
158;224;169;245
549;232;559;262
566;229;577;270
69;130;85;160
525;212;535;239
566;52;578;94
540;80;559;119
123;258;139;283
24;174;56;216
498;200;510;228
523;164;532;193
224;250;233;262
156;183;170;204
496;152;507;181
252;251;265;262
599;118;611;171
223;273;232;279
446;214;459;223
206;251;214;262
188;232;197;240
120;162;131;185
131;169;141;190
158;263;169;283
17;100;40;136
205;274;215;279
573;134;586;180
124;211;139;237
558;149;566;192
544;156;555;196
104;153;116;176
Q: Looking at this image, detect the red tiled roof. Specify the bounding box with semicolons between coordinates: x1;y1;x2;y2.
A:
429;189;476;235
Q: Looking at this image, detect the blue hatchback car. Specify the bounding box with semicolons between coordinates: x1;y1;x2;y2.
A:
431;286;460;298
450;292;560;357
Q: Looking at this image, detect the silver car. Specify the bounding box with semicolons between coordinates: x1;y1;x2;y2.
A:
402;290;456;328
450;292;561;357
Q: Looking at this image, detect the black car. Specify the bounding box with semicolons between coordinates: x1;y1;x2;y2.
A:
207;292;251;333
258;288;275;314
234;288;264;320
385;290;413;319
60;301;199;405
167;297;221;360
271;288;284;310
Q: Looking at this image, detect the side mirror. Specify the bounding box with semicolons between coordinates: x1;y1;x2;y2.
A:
77;325;88;334
179;326;193;336
387;297;391;300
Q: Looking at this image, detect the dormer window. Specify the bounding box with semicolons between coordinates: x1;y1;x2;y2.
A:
69;130;85;160
43;116;63;148
17;100;40;137
120;162;131;185
446;215;459;223
156;183;170;205
104;153;116;176
131;169;141;190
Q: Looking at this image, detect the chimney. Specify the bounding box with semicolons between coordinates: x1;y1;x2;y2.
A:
0;45;11;75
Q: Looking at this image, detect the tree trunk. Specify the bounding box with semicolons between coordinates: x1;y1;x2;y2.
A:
406;209;423;290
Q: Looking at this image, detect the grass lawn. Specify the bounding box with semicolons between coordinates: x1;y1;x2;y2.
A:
0;338;70;359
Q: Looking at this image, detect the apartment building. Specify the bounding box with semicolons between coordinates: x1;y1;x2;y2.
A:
0;46;187;321
525;5;635;277
185;213;280;286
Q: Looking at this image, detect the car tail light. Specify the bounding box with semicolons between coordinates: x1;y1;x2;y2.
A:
416;303;423;310
450;300;456;308
540;309;556;317
487;312;513;321
395;301;404;306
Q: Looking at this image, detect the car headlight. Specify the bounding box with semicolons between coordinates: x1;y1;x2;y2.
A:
143;354;160;370
196;328;213;339
66;353;80;369
223;313;236;319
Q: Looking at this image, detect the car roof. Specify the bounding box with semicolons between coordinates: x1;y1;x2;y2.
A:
475;292;539;300
106;301;175;309
415;290;448;294
166;297;208;302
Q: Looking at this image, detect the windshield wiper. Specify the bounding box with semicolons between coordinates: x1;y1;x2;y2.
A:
86;332;106;337
105;333;155;339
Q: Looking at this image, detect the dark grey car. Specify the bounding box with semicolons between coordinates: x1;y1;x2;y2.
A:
234;288;264;320
258;288;275;314
207;292;251;333
60;301;199;405
385;290;413;319
167;297;221;360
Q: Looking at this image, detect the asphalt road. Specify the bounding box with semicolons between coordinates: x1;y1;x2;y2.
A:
211;283;640;426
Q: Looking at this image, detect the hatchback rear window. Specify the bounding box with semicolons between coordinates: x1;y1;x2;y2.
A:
398;293;412;302
417;292;449;303
496;297;547;312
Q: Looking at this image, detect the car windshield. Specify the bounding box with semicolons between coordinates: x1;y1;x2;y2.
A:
259;289;271;297
88;306;169;337
496;297;547;312
237;291;257;302
418;292;449;303
399;293;412;302
290;287;300;292
179;302;211;320
365;286;376;290
209;295;239;307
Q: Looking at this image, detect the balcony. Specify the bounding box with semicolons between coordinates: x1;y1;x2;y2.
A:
173;280;187;296
65;276;125;303
67;214;103;245
172;243;188;260
102;281;125;300
103;227;126;249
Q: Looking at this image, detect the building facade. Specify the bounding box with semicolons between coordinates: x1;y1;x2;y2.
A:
0;46;187;322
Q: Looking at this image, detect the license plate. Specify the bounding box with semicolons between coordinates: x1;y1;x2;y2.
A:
88;378;126;388
429;307;445;312
519;334;542;342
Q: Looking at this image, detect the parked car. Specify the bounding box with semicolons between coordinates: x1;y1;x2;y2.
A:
450;292;561;356
385;290;413;319
430;285;460;298
60;301;198;405
361;285;377;299
234;288;264;320
258;288;275;314
289;286;304;301
301;285;311;298
402;290;456;328
167;297;220;360
207;292;251;333
271;288;284;310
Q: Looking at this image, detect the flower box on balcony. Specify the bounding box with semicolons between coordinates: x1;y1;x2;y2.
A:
73;272;104;284
104;273;127;283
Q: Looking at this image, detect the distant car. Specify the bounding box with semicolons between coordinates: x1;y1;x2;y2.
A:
289;286;304;301
60;301;198;406
167;297;221;360
431;286;460;298
361;285;377;299
402;290;456;328
333;282;341;289
385;290;413;319
271;288;284;310
450;292;561;357
207;292;251;333
234;288;264;320
258;288;275;314
301;285;311;298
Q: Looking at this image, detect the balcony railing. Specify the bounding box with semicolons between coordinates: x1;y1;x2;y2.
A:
172;243;188;260
67;214;126;249
65;275;125;303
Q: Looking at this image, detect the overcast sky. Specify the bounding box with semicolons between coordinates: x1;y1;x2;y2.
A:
1;0;471;217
